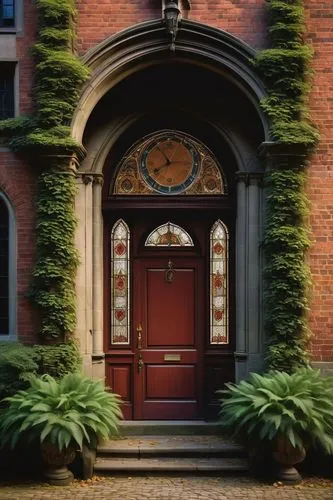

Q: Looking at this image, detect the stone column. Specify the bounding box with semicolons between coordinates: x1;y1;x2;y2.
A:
75;174;93;376
247;173;263;374
234;171;264;382
92;174;105;380
235;172;248;381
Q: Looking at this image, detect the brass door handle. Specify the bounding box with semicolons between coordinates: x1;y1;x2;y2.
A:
136;323;142;350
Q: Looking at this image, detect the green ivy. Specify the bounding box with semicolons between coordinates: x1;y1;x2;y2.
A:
30;169;79;338
33;340;81;378
255;0;318;371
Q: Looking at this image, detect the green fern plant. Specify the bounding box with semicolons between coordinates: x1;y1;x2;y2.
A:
218;369;333;454
0;373;123;451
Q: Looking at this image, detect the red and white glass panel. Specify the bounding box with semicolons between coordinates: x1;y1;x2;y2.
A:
111;220;130;345
210;220;229;344
145;222;194;247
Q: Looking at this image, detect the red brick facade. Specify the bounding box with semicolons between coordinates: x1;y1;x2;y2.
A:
0;0;332;361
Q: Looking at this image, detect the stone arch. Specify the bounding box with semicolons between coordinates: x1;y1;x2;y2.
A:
72;19;269;146
73;19;267;383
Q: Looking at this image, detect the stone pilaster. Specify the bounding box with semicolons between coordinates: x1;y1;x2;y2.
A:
92;174;105;381
234;171;264;382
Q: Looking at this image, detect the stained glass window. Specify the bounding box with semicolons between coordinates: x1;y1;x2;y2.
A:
145;222;194;247
111;219;130;345
210;220;229;344
112;130;226;196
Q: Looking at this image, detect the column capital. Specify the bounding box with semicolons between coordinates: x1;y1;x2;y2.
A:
235;171;264;186
38;153;84;173
258;141;308;169
92;174;104;187
76;172;104;186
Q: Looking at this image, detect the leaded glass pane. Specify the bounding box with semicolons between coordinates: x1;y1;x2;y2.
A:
111;219;130;344
145;222;194;247
210;220;229;344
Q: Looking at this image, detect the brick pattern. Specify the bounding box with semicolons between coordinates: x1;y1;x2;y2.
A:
305;1;333;361
0;475;333;499
76;0;268;55
16;0;37;115
0;153;38;344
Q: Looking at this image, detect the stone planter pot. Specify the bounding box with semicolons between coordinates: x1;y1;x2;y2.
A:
272;436;306;484
41;442;76;486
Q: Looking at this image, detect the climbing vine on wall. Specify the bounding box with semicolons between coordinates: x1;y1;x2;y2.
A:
254;0;319;372
0;0;89;341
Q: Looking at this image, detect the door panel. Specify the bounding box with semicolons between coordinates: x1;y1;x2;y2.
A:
145;365;196;398
147;268;195;346
134;257;203;420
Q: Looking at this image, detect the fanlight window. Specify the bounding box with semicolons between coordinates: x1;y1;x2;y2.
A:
112;130;226;196
145;222;194;247
210;220;229;344
111;219;130;345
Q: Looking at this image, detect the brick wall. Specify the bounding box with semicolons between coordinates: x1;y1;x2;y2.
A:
305;1;333;361
0;1;38;342
76;0;268;55
0;153;38;343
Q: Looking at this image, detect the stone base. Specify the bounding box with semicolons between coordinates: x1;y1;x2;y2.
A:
44;466;74;486
274;464;302;484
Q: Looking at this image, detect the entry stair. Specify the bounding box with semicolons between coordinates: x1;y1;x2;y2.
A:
94;421;249;474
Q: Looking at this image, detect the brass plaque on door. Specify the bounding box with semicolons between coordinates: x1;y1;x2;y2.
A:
164;354;181;361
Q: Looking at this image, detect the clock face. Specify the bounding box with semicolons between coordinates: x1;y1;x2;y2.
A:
140;133;200;194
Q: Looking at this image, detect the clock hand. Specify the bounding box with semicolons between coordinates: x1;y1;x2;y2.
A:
169;143;181;163
156;145;171;165
153;162;170;174
153;160;192;175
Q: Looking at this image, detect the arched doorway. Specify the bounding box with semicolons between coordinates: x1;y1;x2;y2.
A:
72;20;269;420
104;128;233;419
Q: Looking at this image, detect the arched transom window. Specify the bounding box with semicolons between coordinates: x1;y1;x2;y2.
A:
111;130;226;196
145;222;194;247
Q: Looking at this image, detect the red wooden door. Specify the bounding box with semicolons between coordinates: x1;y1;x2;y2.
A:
133;256;204;419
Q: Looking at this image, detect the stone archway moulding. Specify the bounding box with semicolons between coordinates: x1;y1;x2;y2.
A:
71;19;270;145
73;19;268;383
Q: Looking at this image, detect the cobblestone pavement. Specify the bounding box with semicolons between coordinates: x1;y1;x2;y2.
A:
1;475;333;500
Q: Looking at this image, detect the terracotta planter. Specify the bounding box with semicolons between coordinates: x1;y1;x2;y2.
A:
41;442;76;486
272;436;306;484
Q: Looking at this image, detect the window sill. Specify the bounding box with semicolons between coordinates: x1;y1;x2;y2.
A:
0;28;17;34
0;335;17;342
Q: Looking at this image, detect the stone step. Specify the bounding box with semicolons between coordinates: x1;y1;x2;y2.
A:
94;456;248;473
98;435;246;459
118;420;221;436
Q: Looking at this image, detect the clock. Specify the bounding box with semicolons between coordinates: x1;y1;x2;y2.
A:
140;132;201;194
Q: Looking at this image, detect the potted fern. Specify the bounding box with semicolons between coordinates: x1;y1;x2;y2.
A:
0;373;122;485
218;369;333;483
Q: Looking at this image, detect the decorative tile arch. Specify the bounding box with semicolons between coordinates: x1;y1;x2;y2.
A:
210;220;229;344
145;222;194;247
111;130;226;196
111;219;130;345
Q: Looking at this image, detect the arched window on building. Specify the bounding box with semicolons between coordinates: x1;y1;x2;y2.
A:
110;219;130;345
0;193;16;339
